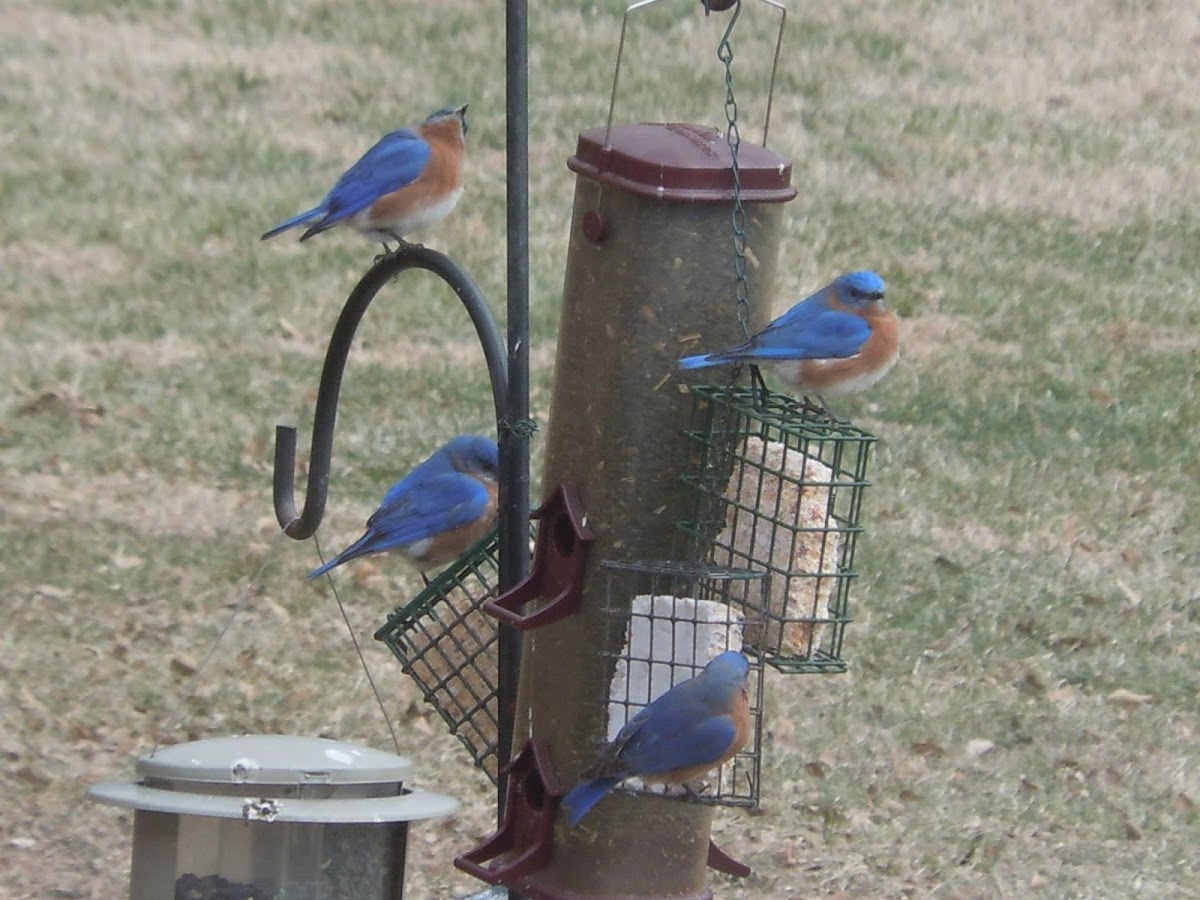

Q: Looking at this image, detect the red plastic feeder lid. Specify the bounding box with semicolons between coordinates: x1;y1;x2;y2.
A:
568;122;795;203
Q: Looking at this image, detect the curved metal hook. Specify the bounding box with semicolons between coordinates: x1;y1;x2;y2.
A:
273;245;508;539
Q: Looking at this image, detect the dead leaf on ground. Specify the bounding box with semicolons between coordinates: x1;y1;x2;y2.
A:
34;584;73;601
911;739;946;758
15;391;105;428
1107;688;1154;707
934;554;964;573
16;766;52;788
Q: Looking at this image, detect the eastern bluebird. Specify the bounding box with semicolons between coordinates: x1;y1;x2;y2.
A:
678;270;899;406
262;105;469;254
308;434;498;579
560;651;751;827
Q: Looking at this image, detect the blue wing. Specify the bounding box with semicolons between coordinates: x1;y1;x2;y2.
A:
679;305;871;368
376;446;459;510
604;673;740;777
363;472;489;548
308;471;487;578
678;287;876;368
311;129;432;230
620;710;738;777
740;308;871;359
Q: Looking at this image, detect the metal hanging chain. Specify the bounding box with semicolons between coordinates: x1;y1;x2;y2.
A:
717;1;752;341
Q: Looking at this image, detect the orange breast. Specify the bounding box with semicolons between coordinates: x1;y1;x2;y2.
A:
788;307;900;396
412;479;498;569
367;121;464;226
651;686;751;786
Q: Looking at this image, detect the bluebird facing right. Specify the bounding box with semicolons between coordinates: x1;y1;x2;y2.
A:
560;651;751;827
308;434;498;580
262;105;469;255
678;270;899;407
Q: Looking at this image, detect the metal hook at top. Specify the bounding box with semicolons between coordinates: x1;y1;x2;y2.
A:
272;246;508;539
604;0;787;149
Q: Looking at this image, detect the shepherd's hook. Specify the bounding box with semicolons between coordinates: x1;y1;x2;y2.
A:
273;245;508;539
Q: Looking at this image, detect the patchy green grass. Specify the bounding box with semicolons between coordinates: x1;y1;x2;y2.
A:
2;0;1198;897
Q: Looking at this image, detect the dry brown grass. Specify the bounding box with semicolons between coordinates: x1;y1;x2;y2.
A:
2;0;1198;897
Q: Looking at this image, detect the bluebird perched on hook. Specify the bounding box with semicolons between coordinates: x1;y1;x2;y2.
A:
262;105;469;255
308;434;498;579
678;270;899;408
560;651;751;827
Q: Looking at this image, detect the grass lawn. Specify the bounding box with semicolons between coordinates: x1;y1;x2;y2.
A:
2;0;1197;897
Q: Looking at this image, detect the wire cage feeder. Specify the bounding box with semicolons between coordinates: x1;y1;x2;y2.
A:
676;384;877;673
374;528;507;784
596;559;767;809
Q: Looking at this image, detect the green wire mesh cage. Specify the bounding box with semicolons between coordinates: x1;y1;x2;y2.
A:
676;384;877;673
597;560;766;809
374;528;505;784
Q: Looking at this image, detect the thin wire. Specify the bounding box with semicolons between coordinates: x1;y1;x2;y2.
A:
151;530;287;756
314;533;402;755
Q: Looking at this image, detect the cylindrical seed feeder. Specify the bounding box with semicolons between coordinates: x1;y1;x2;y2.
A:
88;735;458;900
517;124;794;897
552;120;795;565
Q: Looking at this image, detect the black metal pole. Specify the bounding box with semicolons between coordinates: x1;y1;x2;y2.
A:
496;0;531;827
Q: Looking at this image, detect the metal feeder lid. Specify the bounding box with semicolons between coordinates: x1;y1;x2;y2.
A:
135;734;413;787
87;735;460;824
567;122;796;203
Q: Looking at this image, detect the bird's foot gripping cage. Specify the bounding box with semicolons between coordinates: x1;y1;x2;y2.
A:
374;529;505;783
677;384;877;673
598;560;766;809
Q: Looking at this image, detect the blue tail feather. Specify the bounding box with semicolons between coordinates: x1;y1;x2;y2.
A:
308;532;376;580
678;341;755;369
299;216;343;242
561;777;620;827
261;206;327;241
677;353;722;370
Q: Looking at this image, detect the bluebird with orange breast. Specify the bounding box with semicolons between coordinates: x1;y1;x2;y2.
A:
560;651;751;827
678;270;899;407
308;434;498;579
262;105;468;254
